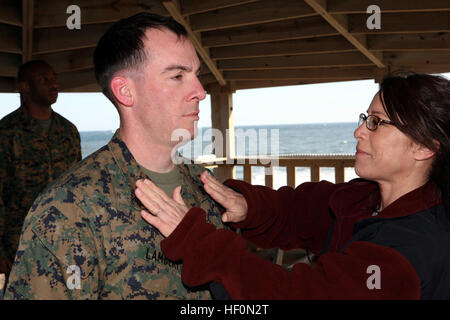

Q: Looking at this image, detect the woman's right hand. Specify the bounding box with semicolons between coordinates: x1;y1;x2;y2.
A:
200;171;248;223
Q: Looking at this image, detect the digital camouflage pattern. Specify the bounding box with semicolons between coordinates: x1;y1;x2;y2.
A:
4;130;225;299
0;106;81;266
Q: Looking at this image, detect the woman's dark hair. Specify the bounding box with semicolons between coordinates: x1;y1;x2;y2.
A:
379;72;450;214
93;12;187;105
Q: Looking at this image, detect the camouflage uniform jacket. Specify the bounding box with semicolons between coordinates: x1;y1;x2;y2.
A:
0;106;81;264
5;130;224;299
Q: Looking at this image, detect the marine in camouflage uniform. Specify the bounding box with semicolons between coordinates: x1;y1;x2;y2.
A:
0;106;81;273
4;130;225;299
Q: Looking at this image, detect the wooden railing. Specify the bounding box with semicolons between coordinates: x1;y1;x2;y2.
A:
200;154;356;185
199;154;356;266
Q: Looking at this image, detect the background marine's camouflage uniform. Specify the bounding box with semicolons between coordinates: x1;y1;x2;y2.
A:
4;130;224;299
0;106;81;268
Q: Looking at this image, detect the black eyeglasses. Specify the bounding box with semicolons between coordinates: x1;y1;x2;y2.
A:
358;113;395;131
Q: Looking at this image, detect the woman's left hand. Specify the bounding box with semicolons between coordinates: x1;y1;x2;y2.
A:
135;179;188;237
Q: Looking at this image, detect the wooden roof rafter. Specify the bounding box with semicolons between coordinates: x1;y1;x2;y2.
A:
162;0;226;86
0;0;449;93
304;0;385;68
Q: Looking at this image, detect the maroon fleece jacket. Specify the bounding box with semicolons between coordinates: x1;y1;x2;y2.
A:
161;179;442;299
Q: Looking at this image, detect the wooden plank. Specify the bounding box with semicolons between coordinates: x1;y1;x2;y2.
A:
233;78;368;90
217;52;372;70
327;0;450;14
210;89;236;181
383;51;450;67
304;0;385;68
265;166;274;188
181;0;260;15
335;165;345;183
286;165;296;188
202;16;337;47
33;23;113;54
224;66;377;80
57;69;96;91
243;165;252;184
61;82;101;92
349;12;450;34
0;24;22;54
0;77;16;92
22;0;34;63
0;0;22;26
210;36;355;59
33;0;167;28
368;33;450;51
0;53;22;77
189;0;316;32
310;165;320;182
163;0;226;86
33;47;95;73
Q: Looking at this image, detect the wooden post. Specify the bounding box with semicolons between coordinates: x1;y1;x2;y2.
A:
311;165;320;182
243;165;252;184
335;164;345;184
209;84;236;182
286;165;296;188
265;166;274;189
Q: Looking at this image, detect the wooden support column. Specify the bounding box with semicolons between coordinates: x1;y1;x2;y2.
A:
209;84;236;182
22;0;34;63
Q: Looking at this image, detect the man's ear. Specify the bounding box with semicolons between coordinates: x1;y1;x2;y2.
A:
110;76;134;107
18;81;29;95
412;140;438;161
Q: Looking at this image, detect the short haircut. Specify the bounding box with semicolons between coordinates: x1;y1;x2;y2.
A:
17;60;52;83
93;12;188;106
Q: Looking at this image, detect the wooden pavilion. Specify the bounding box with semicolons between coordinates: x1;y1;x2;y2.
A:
0;0;449;267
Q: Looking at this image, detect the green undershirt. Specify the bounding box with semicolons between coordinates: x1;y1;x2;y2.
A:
140;165;182;198
35;118;52;134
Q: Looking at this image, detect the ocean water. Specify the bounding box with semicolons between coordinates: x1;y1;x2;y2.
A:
79;122;359;188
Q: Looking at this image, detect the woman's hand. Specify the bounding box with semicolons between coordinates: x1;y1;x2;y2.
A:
200;171;248;223
135;179;188;237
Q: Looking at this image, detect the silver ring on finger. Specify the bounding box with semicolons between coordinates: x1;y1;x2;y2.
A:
153;208;162;216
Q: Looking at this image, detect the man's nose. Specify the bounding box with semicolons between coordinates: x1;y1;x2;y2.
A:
191;76;206;101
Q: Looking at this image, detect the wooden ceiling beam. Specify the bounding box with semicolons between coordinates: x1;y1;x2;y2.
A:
0;53;22;77
210;36;355;60
217;52;372;70
202;16;337;48
327;0;450;14
368;33;450;51
180;0;260;16
224;66;377;80
349;12;450;34
33;0;167;28
0;24;22;54
32;23;112;55
57;69;96;91
61;82;101;93
189;0;316;32
304;0;385;68
233;78;373;90
383;51;450;67
0;0;22;27
163;0;226;85
33;47;95;74
0;77;16;92
21;0;34;63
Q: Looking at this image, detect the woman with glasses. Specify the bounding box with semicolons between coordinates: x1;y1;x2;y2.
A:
135;73;449;299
